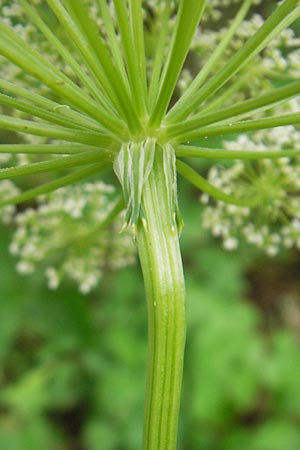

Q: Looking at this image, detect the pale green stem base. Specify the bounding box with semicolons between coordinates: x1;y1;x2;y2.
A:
136;149;186;450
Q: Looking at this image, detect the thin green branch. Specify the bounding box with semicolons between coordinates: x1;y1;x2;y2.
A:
0;79;104;133
46;0;124;112
55;197;125;257
83;197;125;241
0;20;71;84
129;0;148;115
148;0;172;110
60;0;141;133
0;163;109;208
262;68;299;81
112;0;147;117
149;0;207;127
165;80;300;140
176;160;257;206
173;113;300;142
19;0;116;115
175;145;300;160
0;22;127;137
166;0;300;122
199;71;253;114
97;0;129;86
0;92;96;132
166;0;253;123
0;114;118;147
0;144;99;155
0;150;111;181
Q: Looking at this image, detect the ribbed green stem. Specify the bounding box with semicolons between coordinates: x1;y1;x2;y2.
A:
136;150;186;450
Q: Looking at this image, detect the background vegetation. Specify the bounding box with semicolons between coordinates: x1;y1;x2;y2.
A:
0;175;300;450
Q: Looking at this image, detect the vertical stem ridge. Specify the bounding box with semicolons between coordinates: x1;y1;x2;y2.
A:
137;149;186;450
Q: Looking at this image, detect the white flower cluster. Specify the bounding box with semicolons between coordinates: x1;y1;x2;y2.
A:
0;180;20;225
9;182;136;294
0;153;23;224
201;0;263;22
202;126;300;256
186;3;300;257
182;8;300;106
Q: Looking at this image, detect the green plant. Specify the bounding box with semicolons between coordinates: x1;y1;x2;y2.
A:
0;1;300;449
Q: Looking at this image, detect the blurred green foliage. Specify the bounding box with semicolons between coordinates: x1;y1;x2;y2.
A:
0;181;300;450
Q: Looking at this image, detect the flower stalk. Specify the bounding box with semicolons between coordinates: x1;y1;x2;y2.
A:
136;147;186;450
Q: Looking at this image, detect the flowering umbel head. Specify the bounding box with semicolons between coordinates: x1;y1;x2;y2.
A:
0;0;300;289
202;127;300;255
9;183;135;293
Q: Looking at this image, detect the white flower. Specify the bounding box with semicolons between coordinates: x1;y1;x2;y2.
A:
0;180;20;224
202;123;300;255
223;237;239;251
10;182;136;293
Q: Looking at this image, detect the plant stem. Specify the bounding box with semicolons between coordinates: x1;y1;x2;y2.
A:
136;149;186;450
